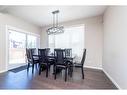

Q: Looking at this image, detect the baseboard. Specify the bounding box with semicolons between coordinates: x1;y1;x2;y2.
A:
84;66;121;89
103;68;121;89
84;65;102;70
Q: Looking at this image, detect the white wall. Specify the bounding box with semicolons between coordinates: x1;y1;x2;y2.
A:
103;6;127;89
0;13;41;72
41;15;103;69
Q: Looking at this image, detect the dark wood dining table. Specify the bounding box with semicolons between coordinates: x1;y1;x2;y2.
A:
47;55;73;62
33;54;73;62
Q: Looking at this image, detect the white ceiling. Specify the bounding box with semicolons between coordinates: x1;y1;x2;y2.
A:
0;6;107;27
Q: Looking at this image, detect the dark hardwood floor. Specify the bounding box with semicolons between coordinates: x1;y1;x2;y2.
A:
0;66;117;89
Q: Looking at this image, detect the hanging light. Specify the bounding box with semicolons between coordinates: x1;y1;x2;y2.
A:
47;10;64;35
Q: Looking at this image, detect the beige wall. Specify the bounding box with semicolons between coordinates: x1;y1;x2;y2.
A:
0;13;41;72
41;15;103;69
103;6;127;89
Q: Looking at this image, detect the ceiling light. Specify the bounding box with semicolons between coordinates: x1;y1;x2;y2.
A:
47;10;64;35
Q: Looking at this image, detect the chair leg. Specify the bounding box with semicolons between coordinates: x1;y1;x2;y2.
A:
27;63;30;72
71;64;73;72
39;65;42;75
54;66;57;79
68;67;71;77
65;68;67;82
46;65;48;77
49;64;51;71
32;64;34;74
81;67;84;79
70;66;73;77
53;64;55;74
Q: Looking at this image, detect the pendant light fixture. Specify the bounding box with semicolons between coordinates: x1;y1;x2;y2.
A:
47;10;64;35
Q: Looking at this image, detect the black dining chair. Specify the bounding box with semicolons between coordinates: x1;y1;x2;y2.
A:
38;49;54;77
26;48;39;73
54;49;72;81
73;49;86;79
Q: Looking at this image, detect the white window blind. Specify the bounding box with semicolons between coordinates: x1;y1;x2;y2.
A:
48;25;85;61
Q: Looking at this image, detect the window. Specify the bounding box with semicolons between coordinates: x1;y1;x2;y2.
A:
8;28;40;66
9;30;26;64
27;35;38;48
48;25;85;60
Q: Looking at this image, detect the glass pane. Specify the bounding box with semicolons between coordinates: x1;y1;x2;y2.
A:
9;30;26;64
27;35;37;48
27;35;39;55
48;35;55;53
55;31;70;49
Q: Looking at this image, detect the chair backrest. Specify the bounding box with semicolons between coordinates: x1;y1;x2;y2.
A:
45;48;50;56
54;49;65;65
26;48;29;59
26;48;31;58
26;48;34;63
65;48;72;57
31;48;36;55
81;49;86;66
38;49;47;62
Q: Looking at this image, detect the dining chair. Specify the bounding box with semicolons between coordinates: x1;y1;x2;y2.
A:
73;49;86;79
38;49;54;77
26;48;39;73
54;49;72;81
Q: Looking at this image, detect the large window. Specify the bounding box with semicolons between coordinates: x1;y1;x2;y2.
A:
48;25;85;60
8;28;40;66
9;30;26;64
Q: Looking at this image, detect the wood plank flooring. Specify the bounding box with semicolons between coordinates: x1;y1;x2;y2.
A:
0;66;117;89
